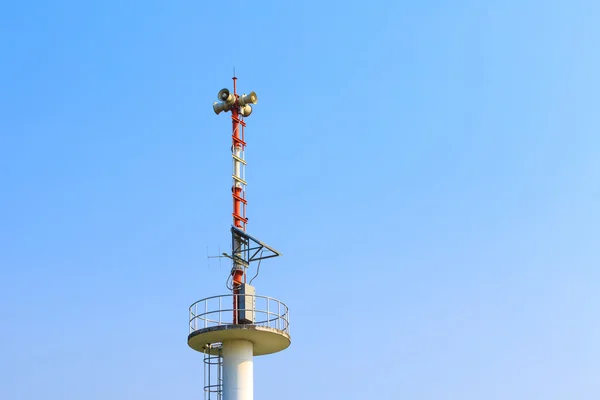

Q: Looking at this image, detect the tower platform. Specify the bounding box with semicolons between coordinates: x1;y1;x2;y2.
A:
188;294;291;356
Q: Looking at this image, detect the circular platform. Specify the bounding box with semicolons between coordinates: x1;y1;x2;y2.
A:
188;324;291;356
187;293;291;356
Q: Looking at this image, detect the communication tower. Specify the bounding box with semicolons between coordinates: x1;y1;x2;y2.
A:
188;77;290;400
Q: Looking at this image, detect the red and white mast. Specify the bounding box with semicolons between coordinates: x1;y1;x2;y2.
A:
229;77;248;304
214;77;258;322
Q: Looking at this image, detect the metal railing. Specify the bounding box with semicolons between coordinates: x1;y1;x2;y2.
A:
189;294;290;335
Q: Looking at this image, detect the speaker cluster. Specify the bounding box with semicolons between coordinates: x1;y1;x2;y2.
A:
213;88;258;116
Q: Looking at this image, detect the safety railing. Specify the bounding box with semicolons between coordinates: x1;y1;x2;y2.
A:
189;294;290;335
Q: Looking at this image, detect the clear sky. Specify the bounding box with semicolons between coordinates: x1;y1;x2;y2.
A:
1;1;599;399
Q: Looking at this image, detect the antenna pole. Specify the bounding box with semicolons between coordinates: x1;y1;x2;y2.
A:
191;77;289;400
230;76;247;322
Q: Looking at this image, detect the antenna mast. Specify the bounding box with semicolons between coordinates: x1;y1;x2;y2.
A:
188;76;290;400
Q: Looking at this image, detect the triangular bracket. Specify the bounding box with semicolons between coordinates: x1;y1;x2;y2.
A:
230;225;281;264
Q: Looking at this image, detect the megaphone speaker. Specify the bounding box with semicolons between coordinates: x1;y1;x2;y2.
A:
240;104;253;117
218;88;230;101
218;88;236;105
238;92;258;106
213;101;231;115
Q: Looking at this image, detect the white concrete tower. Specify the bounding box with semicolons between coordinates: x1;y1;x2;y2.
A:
188;77;290;400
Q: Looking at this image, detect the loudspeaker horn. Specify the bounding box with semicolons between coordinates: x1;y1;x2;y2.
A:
218;88;230;101
240;104;253;117
238;92;258;106
213;101;231;115
218;88;236;105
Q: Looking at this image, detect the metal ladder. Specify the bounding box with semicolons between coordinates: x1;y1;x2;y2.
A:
203;343;223;400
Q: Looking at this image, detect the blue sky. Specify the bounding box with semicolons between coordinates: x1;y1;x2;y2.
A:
1;1;599;399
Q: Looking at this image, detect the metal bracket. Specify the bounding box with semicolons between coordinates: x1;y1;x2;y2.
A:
230;225;281;265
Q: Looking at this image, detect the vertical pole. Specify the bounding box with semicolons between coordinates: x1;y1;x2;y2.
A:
222;340;254;400
231;76;242;322
218;345;223;400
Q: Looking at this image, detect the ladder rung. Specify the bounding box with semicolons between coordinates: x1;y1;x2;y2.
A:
233;214;248;223
232;154;247;165
232;136;246;146
231;116;247;127
232;175;247;185
233;193;247;204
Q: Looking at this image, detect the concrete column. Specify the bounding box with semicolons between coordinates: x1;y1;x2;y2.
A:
222;339;253;400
